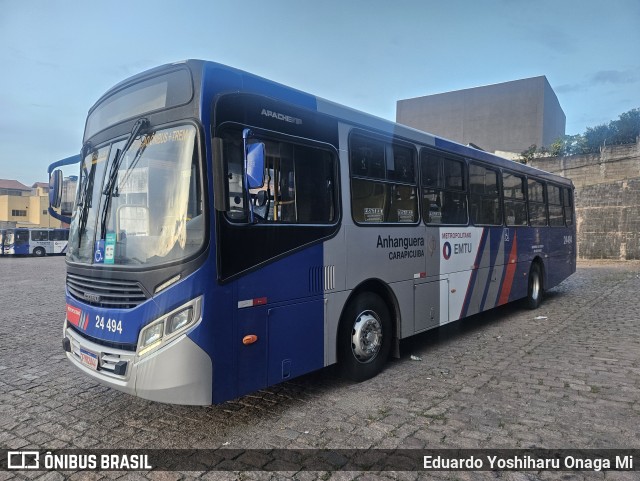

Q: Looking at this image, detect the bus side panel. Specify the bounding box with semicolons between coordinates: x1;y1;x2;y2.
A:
30;240;50;255
344;225;427;287
344;224;425;337
267;299;323;385
459;227;528;318
232;244;326;396
236;304;268;397
546;225;577;289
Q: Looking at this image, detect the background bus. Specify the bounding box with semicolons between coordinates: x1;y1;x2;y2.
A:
0;229;5;256
3;228;69;256
51;60;575;405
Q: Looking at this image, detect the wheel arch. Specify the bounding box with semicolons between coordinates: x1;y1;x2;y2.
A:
338;278;401;357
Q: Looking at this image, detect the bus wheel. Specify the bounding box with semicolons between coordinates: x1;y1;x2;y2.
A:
338;292;391;382
526;263;543;309
33;247;46;257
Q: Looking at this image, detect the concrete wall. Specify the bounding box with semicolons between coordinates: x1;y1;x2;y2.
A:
396;76;566;154
530;141;640;260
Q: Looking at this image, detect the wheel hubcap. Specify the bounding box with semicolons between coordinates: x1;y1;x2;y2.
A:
351;311;383;363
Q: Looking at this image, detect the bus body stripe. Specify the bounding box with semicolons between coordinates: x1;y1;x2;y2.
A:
481;232;506;311
460;228;488;318
498;231;518;305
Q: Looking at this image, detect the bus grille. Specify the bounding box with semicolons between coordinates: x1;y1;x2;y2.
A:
66;273;148;309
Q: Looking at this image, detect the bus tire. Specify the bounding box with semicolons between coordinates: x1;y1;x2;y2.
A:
338;292;391;382
33;247;46;257
526;262;543;309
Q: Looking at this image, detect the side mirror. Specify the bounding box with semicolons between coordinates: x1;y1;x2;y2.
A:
49;169;64;208
48;154;80;225
245;142;265;189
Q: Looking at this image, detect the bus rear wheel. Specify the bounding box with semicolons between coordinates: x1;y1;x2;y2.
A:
33;247;45;257
526;263;543;309
338;292;391;382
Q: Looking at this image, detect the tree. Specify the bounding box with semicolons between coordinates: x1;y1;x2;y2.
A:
519;144;537;164
549;137;565;157
584;123;613;152
527;107;639;158
611;108;640;144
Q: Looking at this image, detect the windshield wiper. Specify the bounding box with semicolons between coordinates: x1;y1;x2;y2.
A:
99;118;150;241
75;142;94;248
103;118;149;198
76;163;93;249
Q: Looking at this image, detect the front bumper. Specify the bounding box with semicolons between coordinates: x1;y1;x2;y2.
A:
64;323;212;405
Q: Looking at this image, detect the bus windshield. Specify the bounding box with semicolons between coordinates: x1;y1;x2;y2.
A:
68;124;204;266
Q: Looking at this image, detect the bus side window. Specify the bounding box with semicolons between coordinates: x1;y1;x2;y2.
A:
548;184;564;226
222;129;336;225
528;178;547;226
350;133;417;224
469;163;501;226
503;172;527;226
564;187;574;225
420;151;467;226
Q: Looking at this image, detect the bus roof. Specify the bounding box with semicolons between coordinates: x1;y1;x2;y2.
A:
91;59;573;188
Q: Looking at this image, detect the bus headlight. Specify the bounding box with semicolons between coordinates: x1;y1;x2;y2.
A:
166;307;193;335
139;322;164;355
137;296;202;358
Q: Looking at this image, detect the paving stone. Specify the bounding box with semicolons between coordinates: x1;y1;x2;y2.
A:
1;258;640;480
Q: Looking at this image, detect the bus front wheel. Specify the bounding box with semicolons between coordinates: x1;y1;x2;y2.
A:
526;263;543;309
33;247;45;257
338;292;391;382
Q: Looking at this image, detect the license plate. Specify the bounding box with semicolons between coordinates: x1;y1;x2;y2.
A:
79;348;98;370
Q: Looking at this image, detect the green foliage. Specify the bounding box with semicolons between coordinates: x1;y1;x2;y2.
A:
519;144;537;164
613;108;640;144
520;107;640;159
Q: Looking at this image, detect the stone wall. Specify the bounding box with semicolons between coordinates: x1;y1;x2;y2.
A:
529;140;640;260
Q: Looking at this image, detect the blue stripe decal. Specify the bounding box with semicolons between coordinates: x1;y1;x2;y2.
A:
460;228;488;318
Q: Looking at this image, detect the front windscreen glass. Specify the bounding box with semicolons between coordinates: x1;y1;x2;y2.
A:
68;124;204;266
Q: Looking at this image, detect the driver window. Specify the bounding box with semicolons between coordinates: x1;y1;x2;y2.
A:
223;130;336;225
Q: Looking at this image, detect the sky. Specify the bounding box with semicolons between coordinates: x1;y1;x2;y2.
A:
1;0;638;185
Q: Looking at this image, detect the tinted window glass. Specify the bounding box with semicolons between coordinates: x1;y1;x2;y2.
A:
350;135;385;179
547;185;563;226
469;164;501;225
350;133;418;224
444;159;464;190
527;179;547;226
388;144;416;183
503;173;525;199
31;230;49;241
224;130;336;224
528;179;545;203
564;187;574;225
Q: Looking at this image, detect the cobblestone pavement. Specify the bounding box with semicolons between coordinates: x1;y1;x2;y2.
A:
1;256;640;481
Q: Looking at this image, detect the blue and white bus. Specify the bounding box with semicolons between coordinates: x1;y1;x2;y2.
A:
2;228;69;256
0;229;5;256
50;60;575;405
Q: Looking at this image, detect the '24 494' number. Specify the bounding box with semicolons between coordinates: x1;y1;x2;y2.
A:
95;315;123;334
